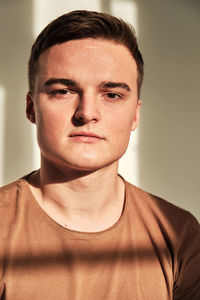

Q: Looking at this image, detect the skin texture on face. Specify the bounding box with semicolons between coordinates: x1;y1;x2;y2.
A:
26;38;141;175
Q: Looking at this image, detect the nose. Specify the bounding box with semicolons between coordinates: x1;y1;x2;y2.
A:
74;91;101;124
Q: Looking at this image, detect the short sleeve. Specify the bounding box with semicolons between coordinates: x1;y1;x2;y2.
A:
173;214;200;299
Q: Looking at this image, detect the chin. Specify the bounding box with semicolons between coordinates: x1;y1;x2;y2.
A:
42;150;121;174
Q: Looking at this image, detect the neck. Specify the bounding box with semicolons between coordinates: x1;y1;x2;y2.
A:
28;158;125;232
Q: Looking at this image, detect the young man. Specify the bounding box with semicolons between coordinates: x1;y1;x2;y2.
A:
0;10;199;300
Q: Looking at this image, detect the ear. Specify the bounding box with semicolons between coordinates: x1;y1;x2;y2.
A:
26;93;36;124
131;99;141;131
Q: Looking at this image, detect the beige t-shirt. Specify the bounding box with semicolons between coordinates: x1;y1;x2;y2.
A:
0;177;199;299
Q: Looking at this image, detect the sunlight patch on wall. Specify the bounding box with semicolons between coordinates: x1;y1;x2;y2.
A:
0;86;6;186
110;0;138;31
119;130;140;186
31;126;40;171
33;0;101;38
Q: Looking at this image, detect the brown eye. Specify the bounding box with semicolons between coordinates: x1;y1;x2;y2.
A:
106;93;121;99
51;89;69;95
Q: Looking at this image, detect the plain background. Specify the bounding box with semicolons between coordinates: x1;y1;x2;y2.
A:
0;0;199;220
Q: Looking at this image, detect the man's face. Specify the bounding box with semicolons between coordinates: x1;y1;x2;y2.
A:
27;38;141;173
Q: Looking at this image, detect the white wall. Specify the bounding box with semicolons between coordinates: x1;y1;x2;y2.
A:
0;0;199;220
135;0;200;220
0;0;35;183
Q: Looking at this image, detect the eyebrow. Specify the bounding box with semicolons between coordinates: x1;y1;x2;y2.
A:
99;81;131;92
44;78;78;87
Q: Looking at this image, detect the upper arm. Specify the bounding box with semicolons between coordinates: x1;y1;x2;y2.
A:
173;216;200;299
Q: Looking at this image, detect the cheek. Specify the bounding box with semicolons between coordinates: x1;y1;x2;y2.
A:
109;117;133;150
35;107;69;147
107;109;135;153
112;113;134;134
36;105;68;128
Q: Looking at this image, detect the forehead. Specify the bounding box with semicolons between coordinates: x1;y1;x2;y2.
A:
37;38;138;85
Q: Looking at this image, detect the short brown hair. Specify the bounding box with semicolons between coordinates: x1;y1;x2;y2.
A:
28;10;144;97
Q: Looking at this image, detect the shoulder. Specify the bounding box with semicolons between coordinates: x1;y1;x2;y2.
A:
0;178;29;222
125;180;200;297
125;180;200;251
0;178;25;201
0;172;35;202
125;180;199;226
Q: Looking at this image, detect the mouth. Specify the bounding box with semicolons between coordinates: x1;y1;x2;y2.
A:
69;132;104;143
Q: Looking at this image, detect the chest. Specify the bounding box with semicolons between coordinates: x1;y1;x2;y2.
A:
2;218;174;300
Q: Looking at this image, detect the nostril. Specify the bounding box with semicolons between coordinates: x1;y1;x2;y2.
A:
72;114;86;126
74;110;85;122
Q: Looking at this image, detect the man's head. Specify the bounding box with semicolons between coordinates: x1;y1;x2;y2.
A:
26;10;143;173
28;10;144;97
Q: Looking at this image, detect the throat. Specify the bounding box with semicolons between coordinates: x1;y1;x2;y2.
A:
28;173;126;232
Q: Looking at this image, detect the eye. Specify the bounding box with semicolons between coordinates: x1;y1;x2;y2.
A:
50;89;69;95
48;88;76;100
105;92;122;100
